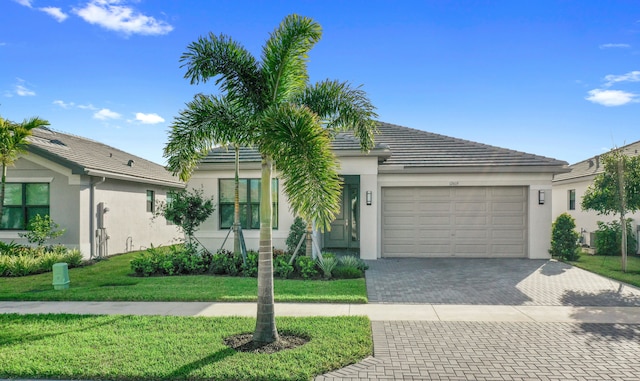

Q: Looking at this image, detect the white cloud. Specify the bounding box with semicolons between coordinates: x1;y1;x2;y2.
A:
77;103;97;110
39;7;69;22
585;89;637;106
603;70;640;87
13;79;35;96
94;108;122;120
599;43;631;49
14;0;32;8
53;100;75;108
0;42;6;46
73;0;173;36
135;112;165;124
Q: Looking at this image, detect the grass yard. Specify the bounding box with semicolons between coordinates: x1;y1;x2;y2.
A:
568;254;640;288
0;251;367;303
0;314;371;381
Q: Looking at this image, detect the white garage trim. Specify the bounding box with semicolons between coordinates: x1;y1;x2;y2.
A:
382;186;528;258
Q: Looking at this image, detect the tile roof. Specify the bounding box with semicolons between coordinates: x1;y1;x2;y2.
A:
553;140;640;182
200;122;568;172
26;127;184;188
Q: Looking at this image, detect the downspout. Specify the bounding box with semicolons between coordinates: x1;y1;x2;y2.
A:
89;176;106;258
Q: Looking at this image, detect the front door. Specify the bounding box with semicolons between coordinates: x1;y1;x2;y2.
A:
325;176;360;249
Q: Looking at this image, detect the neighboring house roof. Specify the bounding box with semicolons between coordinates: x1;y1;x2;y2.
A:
200;122;568;174
25;127;184;188
553;140;640;183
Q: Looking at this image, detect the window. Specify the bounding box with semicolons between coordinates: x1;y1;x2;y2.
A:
219;178;278;229
568;189;576;210
165;192;174;225
1;183;50;230
146;190;155;213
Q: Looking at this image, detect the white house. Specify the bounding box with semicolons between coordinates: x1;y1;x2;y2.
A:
190;122;568;260
552;140;640;251
0;127;185;258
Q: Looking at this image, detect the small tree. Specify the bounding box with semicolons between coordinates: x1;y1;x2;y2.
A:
582;149;640;272
19;214;66;247
158;188;215;245
594;220;637;256
549;213;580;261
285;216;307;255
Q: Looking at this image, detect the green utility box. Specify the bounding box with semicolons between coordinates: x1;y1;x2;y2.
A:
52;262;70;290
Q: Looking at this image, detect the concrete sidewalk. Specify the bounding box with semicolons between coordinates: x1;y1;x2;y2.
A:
2;301;640;323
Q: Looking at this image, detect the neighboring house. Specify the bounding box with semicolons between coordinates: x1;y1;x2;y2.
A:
190;122;568;260
0;127;185;258
552;140;640;251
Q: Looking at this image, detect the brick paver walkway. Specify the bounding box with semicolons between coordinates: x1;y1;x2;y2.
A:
365;258;640;306
317;321;640;381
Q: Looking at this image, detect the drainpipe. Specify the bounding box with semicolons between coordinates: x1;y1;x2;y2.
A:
89;176;106;259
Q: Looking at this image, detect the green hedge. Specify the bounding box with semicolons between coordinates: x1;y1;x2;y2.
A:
0;245;83;277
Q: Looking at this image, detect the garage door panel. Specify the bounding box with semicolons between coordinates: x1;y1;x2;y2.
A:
455;229;488;239
382;186;527;258
492;215;526;226
455;202;487;212
417;215;451;225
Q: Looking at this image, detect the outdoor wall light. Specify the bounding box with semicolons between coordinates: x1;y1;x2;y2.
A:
366;191;373;206
538;190;545;205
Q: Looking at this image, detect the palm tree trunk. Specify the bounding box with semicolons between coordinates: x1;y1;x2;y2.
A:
0;163;6;224
305;222;313;258
254;155;279;344
233;145;240;255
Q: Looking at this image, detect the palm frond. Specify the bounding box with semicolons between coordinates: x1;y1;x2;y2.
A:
262;14;322;105
260;103;341;230
297;80;378;151
0;116;48;166
164;94;254;181
181;33;265;110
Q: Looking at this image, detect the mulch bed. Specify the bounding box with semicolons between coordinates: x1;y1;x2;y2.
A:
224;333;309;354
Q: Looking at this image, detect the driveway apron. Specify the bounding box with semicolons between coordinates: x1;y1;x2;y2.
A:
365;257;640;306
316;258;640;380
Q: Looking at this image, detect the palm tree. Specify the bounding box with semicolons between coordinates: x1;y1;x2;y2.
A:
0;116;49;224
164;14;377;344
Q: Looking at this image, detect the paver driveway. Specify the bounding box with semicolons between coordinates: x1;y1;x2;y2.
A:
365;258;640;306
317;258;640;380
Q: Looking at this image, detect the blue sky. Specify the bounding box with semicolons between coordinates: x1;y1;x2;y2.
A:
2;1;640;166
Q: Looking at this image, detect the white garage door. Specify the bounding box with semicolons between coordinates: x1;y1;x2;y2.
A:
382;187;528;258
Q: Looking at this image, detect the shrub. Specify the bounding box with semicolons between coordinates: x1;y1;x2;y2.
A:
317;256;338;279
549;213;580;261
286;216;307;255
594;219;637;256
208;249;243;276
0;241;27;256
18;215;66;246
274;255;294;279
0;246;83;277
130;245;204;277
338;255;369;271
295;255;318;280
333;265;363;279
242;251;259;277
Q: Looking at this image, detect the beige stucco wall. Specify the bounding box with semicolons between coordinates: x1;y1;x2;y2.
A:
91;178;182;255
376;172;555;259
189;155;381;255
552;176;640;250
1;154;181;259
191;157;555;260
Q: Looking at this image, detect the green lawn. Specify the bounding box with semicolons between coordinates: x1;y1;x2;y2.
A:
0;314;371;381
568;254;640;288
0;251;367;303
